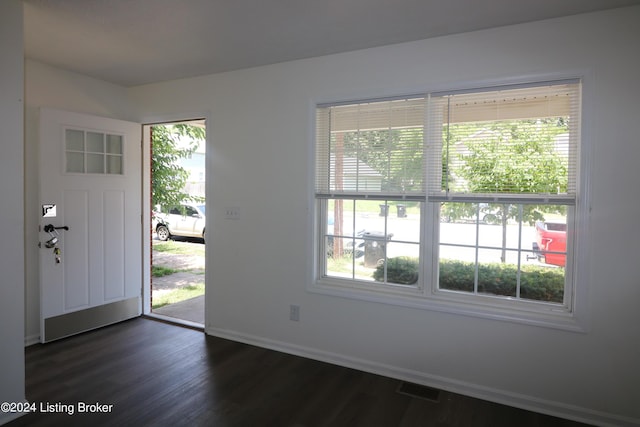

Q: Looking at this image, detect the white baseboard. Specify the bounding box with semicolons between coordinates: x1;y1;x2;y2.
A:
24;333;40;347
205;326;639;427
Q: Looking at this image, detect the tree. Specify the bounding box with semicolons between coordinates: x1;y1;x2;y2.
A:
151;123;205;209
443;119;569;262
342;128;424;192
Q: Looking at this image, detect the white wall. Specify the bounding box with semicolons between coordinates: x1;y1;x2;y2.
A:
129;7;640;425
0;1;26;425
23;60;138;343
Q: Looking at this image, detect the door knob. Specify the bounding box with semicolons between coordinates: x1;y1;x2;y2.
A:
43;224;69;248
44;224;69;233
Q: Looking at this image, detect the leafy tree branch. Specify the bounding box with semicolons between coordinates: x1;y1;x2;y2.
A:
152;123;205;209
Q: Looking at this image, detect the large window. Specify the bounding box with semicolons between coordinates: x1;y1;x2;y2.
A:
314;80;582;323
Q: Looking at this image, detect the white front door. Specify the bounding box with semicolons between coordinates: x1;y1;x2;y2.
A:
39;108;142;343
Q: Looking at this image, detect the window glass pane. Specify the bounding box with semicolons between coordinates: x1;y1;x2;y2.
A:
106;135;123;154
476;247;511;266
384;243;420;285
320;98;426;197
65;129;84;151
106;155;122;174
478;203;504;225
477;230;520;262
387;240;420;260
386;205;420;243
329;199;355;238
444;120;570;194
440;203;478;246
324;198;421;286
374;255;419;286
477;258;517;297
439;245;476;266
86;153;104;173
326;237;357;279
66;152;84;173
439;201;567;303
86;132;104;153
439;259;475;293
520;267;565;303
326;201;358;278
354;200;386;234
430;82;580;198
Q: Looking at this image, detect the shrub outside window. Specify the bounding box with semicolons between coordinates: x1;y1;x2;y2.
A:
314;80;581;321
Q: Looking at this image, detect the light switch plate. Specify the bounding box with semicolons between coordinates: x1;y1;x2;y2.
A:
224;207;240;219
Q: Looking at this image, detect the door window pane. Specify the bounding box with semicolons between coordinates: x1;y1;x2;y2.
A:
66;152;84;173
87;153;104;174
106;135;123;154
65;129;84;151
86;132;104;153
106;155;122;174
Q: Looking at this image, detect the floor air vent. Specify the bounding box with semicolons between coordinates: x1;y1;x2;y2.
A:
396;382;441;402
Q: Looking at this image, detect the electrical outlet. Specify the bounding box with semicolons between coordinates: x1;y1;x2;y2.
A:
289;304;300;322
224;207;240;219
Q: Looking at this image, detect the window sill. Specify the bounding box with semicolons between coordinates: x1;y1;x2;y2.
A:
310;278;586;333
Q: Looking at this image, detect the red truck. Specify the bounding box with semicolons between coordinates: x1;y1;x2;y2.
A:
532;220;567;267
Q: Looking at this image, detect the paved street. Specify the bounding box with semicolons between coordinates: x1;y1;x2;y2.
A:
341;212;551;266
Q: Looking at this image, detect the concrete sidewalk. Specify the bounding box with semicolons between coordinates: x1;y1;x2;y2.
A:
153;295;204;324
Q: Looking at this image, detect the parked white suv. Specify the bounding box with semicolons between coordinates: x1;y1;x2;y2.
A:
155;203;206;241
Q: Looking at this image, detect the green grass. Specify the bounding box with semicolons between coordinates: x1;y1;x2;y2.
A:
151;265;204;277
151;265;180;277
152;283;205;309
326;256;376;278
153;240;205;257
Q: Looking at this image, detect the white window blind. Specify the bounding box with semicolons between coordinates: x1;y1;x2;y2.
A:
315;98;426;200
427;80;581;203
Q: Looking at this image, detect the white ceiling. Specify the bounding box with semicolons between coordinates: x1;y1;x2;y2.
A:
23;0;640;87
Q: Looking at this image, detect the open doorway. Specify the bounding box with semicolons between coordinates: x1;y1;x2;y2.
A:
145;119;206;326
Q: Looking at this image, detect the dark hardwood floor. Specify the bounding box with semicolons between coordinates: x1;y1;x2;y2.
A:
7;318;593;427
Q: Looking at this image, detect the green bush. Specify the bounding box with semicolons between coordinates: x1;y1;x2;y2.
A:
374;257;565;302
372;256;419;285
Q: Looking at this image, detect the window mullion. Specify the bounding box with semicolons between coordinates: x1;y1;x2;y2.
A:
516;204;523;299
474;203;480;294
351;199;356;280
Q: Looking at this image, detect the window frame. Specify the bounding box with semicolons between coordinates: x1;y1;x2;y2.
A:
310;77;589;332
317;197;425;294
